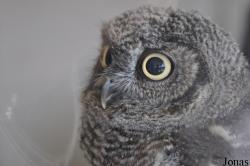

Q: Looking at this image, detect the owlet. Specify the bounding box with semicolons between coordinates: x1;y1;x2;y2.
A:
81;6;250;166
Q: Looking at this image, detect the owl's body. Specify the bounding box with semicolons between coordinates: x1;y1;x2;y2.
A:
81;6;250;166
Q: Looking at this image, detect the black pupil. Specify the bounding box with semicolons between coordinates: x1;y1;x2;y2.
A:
105;50;112;66
146;57;165;75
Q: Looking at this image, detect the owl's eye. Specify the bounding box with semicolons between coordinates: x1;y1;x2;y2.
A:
100;45;112;68
142;53;172;81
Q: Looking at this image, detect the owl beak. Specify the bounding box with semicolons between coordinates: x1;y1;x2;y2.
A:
101;78;116;109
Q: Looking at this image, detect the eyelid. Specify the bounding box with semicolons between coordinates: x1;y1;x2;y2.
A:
100;45;110;68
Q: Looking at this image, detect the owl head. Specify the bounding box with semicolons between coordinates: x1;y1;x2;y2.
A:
82;6;249;132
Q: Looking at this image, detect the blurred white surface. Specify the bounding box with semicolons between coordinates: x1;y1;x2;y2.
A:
0;0;248;166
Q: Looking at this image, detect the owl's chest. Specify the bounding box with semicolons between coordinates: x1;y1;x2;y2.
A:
81;114;175;166
81;115;239;166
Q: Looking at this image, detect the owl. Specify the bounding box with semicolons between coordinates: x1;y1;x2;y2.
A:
80;6;250;166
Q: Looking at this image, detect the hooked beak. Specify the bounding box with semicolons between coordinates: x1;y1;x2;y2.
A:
101;78;116;109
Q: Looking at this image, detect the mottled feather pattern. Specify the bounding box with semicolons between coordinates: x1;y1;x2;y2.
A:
81;6;250;166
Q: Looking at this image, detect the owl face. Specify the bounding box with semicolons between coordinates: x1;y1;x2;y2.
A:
83;6;247;130
96;42;205;110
